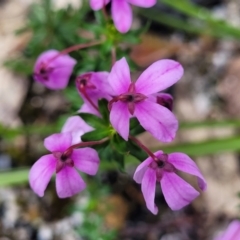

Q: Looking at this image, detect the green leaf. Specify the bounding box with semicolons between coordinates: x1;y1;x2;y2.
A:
98;99;110;123
94;141;112;161
127;140;148;161
78;113;106;129
111;134;128;154
110;150;125;170
130;118;145;135
63;86;83;111
81;129;110;141
94;140;125;169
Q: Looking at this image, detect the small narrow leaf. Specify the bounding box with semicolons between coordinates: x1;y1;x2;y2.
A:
127;140;148;161
98;99;110;123
79;113;106;129
130;118;145;135
81;129;110;141
111;134;128;154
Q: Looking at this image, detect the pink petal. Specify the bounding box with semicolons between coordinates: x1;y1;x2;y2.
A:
112;0;132;33
168;153;207;191
215;220;240;240
134;100;178;142
56;166;86;198
34;50;76;90
108;58;131;95
77;72;112;101
29;154;56;197
133;157;154;183
141;168;158;214
78;103;101;117
135;60;184;95
71;148;100;175
90;0;110;10
61;116;94;144
127;0;156;7
44;133;72;152
90;0;104;10
161;172;199;210
110;101;131;140
90;72;112;99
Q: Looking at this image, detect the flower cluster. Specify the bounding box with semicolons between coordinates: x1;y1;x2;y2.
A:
29;3;207;215
31;49;207;213
29;116;99;198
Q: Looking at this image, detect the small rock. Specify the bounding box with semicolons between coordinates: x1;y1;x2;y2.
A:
37;225;53;240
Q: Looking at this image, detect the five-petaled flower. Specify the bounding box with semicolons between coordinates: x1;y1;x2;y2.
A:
29;133;100;198
89;0;156;33
34;50;76;90
133;151;207;214
108;57;183;142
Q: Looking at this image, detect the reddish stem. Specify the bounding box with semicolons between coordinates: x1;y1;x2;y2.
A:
63;138;107;157
79;85;99;112
48;40;103;64
102;5;108;21
111;46;116;67
129;135;158;161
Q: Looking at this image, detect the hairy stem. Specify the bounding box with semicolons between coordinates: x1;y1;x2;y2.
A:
129;135;157;161
79;85;99;112
48;40;104;63
63;138;108;157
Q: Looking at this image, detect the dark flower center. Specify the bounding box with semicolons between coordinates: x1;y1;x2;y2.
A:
157;160;165;168
126;94;134;102
80;79;87;86
40;68;47;74
60;154;68;162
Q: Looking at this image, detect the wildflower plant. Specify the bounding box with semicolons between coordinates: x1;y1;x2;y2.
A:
28;0;207;215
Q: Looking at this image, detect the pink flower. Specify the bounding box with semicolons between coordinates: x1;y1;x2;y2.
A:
34;50;76;90
108;57;183;142
133;151;207;214
29;133;100;198
61;116;94;144
90;0;157;33
76;72;112;116
214;221;240;240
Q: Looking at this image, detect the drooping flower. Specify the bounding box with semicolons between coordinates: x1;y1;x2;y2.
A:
108;57;183;142
76;72;112;116
90;0;157;33
155;93;173;111
61;116;94;144
133;151;207;214
33;50;76;90
29;133;100;198
214;220;240;240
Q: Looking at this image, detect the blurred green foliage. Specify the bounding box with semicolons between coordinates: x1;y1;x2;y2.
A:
140;0;240;39
2;0;240;184
4;0;140;76
2;0;240;238
74;183;117;240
